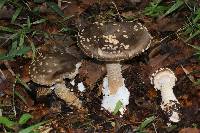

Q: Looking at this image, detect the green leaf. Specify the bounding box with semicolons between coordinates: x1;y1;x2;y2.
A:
18;114;33;125
46;2;64;17
11;7;23;23
30;40;36;60
16;74;31;91
62;15;74;21
19;32;25;46
8;41;18;56
27;17;31;29
0;0;7;10
32;19;46;25
194;79;200;85
162;0;184;18
16;46;31;56
112;100;123;115
0;116;16;129
186;30;200;42
137;116;155;132
193;9;200;23
0;26;16;33
19;121;47;133
15;91;28;105
0;54;14;60
59;27;73;32
33;0;45;3
1;41;31;60
32;7;40;15
144;0;168;17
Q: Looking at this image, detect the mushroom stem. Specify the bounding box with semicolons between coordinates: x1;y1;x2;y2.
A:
151;68;181;123
54;83;83;110
160;86;178;105
106;63;124;95
159;85;181;123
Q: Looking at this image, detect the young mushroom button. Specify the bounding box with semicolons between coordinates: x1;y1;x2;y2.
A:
78;22;152;95
29;52;83;109
151;68;181;123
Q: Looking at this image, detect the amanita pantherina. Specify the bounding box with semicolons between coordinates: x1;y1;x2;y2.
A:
29;51;83;109
78;21;152;114
150;68;181;122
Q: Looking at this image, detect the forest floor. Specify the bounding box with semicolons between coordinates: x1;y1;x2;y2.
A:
0;0;199;132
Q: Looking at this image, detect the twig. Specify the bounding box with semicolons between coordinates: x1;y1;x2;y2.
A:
3;61;17;116
0;69;6;79
12;79;17;117
58;0;62;8
4;61;15;76
152;123;158;133
111;1;123;22
181;65;196;83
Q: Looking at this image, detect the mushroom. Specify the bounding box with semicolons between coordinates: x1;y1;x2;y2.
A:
78;21;152;113
29;51;83;109
150;68;181;122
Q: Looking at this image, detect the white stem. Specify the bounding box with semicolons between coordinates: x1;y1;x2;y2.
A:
160;86;178;104
160;86;180;123
106;63;123;95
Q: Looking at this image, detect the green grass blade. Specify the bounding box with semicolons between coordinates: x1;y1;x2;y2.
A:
0;0;7;9
16;46;31;56
137;116;155;132
27;16;31;29
46;2;64;17
0;116;16;129
11;7;22;23
19;121;47;133
186;30;200;42
32;19;46;25
33;0;45;3
0;26;16;33
16;74;31;91
8;41;18;56
193;9;200;23
30;40;36;60
19;32;25;46
112;100;123;115
15;91;28;105
18;113;33;125
162;0;184;18
188;44;200;51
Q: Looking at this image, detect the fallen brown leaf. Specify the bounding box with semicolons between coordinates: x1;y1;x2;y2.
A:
179;128;200;133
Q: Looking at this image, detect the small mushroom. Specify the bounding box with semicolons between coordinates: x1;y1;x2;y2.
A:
29;51;83;109
150;68;181;123
78;21;152;113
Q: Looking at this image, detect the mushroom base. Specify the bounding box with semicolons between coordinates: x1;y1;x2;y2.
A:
161;100;181;123
101;77;130;115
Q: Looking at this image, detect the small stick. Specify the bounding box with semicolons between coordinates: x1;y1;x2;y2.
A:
111;1;123;22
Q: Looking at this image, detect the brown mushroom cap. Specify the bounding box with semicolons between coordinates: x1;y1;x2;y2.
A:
29;52;80;86
78;21;152;61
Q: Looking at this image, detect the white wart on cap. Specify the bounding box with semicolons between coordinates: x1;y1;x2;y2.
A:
150;68;181;123
78;21;152;61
